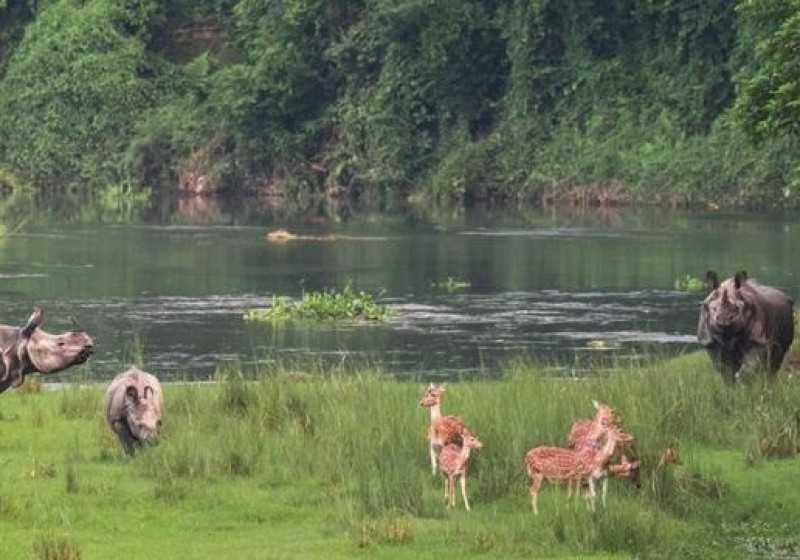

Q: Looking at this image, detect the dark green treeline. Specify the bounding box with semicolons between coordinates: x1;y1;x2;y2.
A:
1;0;799;207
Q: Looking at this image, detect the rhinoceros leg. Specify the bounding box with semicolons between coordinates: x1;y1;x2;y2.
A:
112;420;139;456
707;347;739;384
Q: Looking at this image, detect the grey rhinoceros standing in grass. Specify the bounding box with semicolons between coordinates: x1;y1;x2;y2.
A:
105;366;163;455
0;306;94;394
697;270;795;383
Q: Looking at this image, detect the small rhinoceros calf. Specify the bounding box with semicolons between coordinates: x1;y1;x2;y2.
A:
105;367;163;455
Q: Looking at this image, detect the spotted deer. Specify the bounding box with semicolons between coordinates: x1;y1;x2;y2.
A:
607;454;640;488
565;400;637;502
566;400;618;449
439;433;483;511
525;426;634;515
420;383;472;475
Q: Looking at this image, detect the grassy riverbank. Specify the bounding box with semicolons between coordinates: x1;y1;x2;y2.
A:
1;353;799;559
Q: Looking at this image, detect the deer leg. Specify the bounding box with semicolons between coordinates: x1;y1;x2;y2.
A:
601;476;608;509
430;443;438;475
586;477;596;512
459;474;470;511
447;476;456;508
531;475;543;515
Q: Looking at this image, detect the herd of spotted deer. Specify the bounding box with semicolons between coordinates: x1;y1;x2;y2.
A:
420;382;682;515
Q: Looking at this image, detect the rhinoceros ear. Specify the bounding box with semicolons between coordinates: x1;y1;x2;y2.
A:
1;344;25;388
125;385;140;405
21;306;44;338
705;271;720;291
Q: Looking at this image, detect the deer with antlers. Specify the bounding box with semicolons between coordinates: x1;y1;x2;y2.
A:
525;425;634;515
439;433;483;511
420;383;473;475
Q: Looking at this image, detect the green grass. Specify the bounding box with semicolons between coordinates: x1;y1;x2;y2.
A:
0;354;799;559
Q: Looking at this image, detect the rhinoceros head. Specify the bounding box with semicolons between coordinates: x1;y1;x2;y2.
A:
701;270;754;336
1;307;94;389
124;385;161;444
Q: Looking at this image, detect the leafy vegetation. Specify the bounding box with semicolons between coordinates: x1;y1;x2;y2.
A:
2;1;800;207
1;354;799;559
674;274;707;293
431;277;471;293
244;285;388;322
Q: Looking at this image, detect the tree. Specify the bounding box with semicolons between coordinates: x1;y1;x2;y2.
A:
734;0;800;141
0;0;160;189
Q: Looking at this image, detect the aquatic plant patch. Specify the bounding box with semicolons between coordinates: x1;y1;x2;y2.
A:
244;285;389;322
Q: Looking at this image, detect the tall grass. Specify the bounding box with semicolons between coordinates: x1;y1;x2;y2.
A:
138;355;797;535
5;354;798;558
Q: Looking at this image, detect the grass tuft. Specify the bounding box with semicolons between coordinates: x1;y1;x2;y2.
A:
31;533;81;560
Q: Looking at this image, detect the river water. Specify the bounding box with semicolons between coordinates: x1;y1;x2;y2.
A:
2;200;798;383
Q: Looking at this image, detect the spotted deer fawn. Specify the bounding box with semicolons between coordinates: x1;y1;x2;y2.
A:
525;426;634;515
439;433;483;511
420;383;472;475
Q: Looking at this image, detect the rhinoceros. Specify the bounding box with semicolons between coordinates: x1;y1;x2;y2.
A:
697;270;795;383
0;306;94;393
105;366;163;455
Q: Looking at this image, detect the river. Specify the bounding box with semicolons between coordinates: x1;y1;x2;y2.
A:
2;199;798;383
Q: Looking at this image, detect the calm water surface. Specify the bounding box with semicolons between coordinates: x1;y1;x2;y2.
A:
2;202;799;382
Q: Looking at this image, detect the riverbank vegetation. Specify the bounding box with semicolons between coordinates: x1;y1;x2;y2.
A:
1;353;799;559
1;1;800;209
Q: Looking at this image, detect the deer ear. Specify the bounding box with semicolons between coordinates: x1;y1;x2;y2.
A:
125;385;139;404
21;307;44;338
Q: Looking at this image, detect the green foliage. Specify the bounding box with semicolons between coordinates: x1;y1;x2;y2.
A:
674;274;706;293
1;0;800;206
245;285;388;322
0;0;162;189
734;1;800;141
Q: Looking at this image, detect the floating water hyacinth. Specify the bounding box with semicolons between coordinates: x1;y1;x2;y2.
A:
244;285;389;322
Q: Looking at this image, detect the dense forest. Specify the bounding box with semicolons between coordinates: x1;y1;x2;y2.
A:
1;0;799;208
